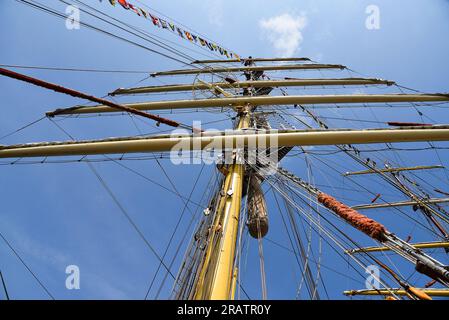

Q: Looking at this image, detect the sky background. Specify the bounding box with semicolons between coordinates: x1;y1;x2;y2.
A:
1;0;449;300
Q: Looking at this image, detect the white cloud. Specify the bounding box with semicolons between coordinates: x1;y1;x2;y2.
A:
259;13;308;58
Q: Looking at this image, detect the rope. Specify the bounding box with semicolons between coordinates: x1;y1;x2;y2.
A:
0;116;46;141
0;64;153;74
49;121;177;281
15;0;193;66
0;232;54;299
257;229;267;300
0;270;10;300
0;67;184;128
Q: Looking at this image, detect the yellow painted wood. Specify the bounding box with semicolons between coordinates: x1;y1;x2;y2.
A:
193;112;250;300
3;127;449;158
347;241;449;254
352;197;449;210
230;268;238;300
49;94;449;114
344;165;444;176
150;63;345;76
344;288;449;297
111;78;394;95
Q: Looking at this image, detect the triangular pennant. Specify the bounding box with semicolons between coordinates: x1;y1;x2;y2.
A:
205;41;214;51
104;1;236;60
184;31;194;41
159;18;169;29
140;8;148;18
128;4;141;16
149;14;161;27
176;27;185;38
118;0;129;9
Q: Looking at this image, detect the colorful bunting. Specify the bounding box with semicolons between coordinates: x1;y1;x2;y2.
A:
117;0;129;10
128;4;141;16
149;14;160;27
105;1;238;59
159;18;169;29
176;27;184;38
184;31;194;42
139;8;148;18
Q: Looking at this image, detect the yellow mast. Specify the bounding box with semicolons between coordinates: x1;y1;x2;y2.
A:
193;107;250;300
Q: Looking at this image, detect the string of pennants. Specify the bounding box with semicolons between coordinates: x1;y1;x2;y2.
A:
107;0;240;60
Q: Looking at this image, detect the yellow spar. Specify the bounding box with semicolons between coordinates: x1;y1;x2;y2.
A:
193;109;250;300
3;127;449;158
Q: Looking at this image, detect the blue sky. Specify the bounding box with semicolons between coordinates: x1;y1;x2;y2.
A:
1;0;449;299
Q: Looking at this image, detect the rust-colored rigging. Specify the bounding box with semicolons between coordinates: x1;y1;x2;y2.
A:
317;192;387;242
0;67;181;128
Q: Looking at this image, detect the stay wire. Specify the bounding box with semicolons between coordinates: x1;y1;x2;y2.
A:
16;0;192;66
0;232;54;299
134;0;234;58
252;159;405;294
49;119;176;280
142;157;205;297
0;64;151;74
33;0;240;82
64;0;197;63
74;0;219;61
152;165;206;300
0;116;46;141
269;177;403;297
0;270;9;300
87;162;176;280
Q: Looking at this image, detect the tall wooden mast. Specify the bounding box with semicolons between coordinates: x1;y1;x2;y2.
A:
192;107;250;299
2;57;449;300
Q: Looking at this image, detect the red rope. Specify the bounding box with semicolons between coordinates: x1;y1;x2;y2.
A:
0;67;180;128
318;192;387;241
371;193;381;203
